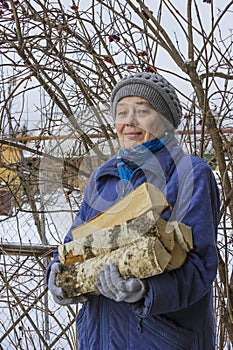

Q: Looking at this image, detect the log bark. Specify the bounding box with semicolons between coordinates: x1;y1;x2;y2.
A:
58;211;175;265
56;235;171;297
56;216;192;297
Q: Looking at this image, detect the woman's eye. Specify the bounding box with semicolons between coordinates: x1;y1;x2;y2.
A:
117;110;127;118
137;108;149;115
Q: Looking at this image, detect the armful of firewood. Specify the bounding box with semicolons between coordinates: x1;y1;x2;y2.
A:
56;217;192;298
55;183;193;298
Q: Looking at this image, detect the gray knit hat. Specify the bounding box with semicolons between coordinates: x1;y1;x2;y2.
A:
111;72;182;129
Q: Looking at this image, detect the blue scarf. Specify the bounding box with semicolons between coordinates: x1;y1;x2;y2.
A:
117;133;173;185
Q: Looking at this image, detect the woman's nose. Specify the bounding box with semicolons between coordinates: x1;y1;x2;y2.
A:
125;108;138;126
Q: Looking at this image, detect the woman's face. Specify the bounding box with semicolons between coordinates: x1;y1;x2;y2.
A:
115;96;166;149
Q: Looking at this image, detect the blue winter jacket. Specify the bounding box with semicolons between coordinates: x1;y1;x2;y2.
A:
47;137;220;350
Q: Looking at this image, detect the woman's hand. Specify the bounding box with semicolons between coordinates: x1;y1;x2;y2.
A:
96;263;147;303
48;262;87;305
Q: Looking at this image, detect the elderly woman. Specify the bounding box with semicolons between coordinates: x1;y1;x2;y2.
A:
47;72;220;350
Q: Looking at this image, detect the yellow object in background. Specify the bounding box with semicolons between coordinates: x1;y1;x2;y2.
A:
0;145;22;216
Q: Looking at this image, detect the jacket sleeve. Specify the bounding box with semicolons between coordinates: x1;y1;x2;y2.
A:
134;160;220;317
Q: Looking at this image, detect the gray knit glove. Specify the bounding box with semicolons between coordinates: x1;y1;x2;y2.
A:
96;264;147;303
48;262;87;305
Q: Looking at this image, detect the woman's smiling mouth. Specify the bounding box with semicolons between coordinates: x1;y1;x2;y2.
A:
123;131;142;138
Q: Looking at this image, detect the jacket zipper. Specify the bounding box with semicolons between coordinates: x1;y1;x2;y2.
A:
137;316;142;332
142;318;190;350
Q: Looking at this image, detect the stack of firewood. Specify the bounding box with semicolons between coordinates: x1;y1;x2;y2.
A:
56;183;193;298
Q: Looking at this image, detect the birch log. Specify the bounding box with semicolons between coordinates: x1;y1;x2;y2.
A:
56;217;192;297
58;211;175;265
56;235;171;297
71;182;171;241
